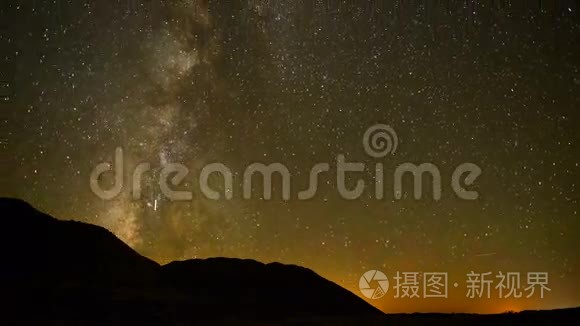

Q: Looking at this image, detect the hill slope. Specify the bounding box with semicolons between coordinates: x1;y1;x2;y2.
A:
2;198;578;325
0;198;383;324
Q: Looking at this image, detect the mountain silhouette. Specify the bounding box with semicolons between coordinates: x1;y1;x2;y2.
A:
1;198;578;325
0;198;159;286
0;198;383;324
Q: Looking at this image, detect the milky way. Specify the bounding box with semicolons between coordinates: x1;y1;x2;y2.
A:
2;1;579;313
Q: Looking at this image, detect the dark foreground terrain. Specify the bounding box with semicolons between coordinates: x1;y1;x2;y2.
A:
0;198;578;325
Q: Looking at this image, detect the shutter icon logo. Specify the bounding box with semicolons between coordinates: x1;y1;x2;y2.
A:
359;270;389;299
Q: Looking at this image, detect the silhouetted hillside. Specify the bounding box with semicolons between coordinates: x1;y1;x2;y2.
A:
0;198;384;324
1;198;578;325
162;258;380;320
0;198;159;286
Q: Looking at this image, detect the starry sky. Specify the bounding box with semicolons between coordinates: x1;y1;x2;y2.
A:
2;0;579;314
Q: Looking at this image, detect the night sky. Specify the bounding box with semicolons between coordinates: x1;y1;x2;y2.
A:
2;0;579;313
